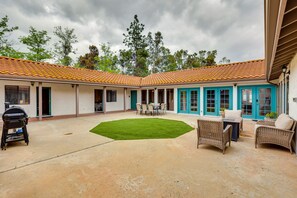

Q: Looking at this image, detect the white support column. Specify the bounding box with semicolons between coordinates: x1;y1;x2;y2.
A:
233;85;238;110
146;89;149;104
124;88;127;111
200;86;204;116
75;84;79;117
174;88;178;113
103;86;107;114
154;88;158;105
38;82;42;121
164;88;167;105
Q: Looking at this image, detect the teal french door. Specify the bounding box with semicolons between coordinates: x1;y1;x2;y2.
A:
238;85;277;120
130;90;137;110
204;87;233;116
178;88;200;114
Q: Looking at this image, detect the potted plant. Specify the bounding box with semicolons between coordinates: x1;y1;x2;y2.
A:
220;108;226;117
265;112;278;122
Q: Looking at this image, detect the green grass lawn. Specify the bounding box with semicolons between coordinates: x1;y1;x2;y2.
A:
90;118;194;140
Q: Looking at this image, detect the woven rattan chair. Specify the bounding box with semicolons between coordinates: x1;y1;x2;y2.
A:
147;104;154;115
255;119;296;153
136;103;142;115
197;119;232;154
141;104;148;115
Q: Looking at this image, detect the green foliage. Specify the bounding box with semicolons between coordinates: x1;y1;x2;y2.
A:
90;118;193;140
219;57;231;64
95;43;119;73
53;26;78;66
147;31;164;73
123;15;148;76
265;112;278;119
0;15;22;57
119;49;133;75
78;45;99;70
19;26;52;61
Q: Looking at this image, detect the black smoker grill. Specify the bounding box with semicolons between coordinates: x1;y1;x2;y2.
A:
1;106;29;150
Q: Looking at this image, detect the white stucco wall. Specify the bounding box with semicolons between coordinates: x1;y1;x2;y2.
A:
0;80;36;117
288;54;297;120
43;83;76;116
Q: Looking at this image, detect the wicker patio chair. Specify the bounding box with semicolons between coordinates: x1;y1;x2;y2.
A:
136;103;142;115
160;103;166;115
255;117;296;153
141;104;148;115
222;110;243;132
197;119;232;154
147;104;154;116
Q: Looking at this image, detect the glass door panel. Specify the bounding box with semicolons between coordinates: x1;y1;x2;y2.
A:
258;88;272;117
220;89;230;111
190;90;198;113
241;88;253;116
179;90;187;112
206;90;216;114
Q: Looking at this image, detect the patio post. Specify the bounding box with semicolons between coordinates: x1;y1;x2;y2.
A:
164;88;167;106
38;82;42;121
103;86;107;114
146;89;149;104
154;88;158;105
75;84;79;117
200;86;204;116
124;88;127;111
233;84;238;110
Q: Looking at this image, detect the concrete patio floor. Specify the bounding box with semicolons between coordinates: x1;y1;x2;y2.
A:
0;112;297;197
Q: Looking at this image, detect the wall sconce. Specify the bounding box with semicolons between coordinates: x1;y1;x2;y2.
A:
31;82;35;86
233;83;237;87
71;84;74;88
154;87;157;90
282;65;287;74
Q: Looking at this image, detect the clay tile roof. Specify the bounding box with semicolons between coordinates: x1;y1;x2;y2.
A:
0;56;265;87
141;59;265;86
0;56;142;86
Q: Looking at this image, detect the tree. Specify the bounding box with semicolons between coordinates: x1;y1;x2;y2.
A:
174;49;188;70
95;43;119;73
205;50;217;66
118;49;133;75
219;57;231;64
53;26;78;66
123;15;148;77
147;31;164;73
0;15;24;58
19;26;52;61
78;45;99;70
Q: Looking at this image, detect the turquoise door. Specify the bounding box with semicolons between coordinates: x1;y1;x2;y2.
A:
238;85;277;120
178;88;200;114
131;90;137;110
204;87;233;116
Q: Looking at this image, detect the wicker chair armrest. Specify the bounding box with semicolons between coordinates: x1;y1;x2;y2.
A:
256;125;295;135
256;120;275;126
223;124;232;134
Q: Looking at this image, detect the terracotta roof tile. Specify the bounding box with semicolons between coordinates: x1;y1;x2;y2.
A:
0;56;265;87
0;56;142;86
141;59;265;86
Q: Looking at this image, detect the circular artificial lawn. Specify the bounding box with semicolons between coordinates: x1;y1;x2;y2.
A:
90;118;194;140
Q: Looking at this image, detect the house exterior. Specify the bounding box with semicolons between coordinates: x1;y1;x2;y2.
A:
0;56;276;121
265;0;297;153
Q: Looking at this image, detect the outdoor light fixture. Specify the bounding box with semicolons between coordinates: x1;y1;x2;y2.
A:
31;82;35;86
71;84;74;88
282;65;287;73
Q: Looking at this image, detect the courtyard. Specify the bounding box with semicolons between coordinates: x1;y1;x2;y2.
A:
0;112;296;198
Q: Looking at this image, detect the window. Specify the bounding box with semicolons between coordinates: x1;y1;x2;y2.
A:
5;85;30;105
107;90;117;102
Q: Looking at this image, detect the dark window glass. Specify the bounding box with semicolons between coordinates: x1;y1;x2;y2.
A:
5;85;30;105
107;90;117;102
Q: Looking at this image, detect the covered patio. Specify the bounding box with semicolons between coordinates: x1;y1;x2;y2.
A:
0;112;296;197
